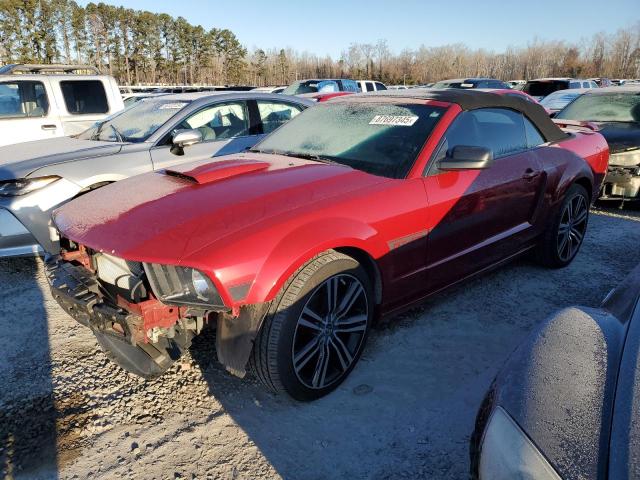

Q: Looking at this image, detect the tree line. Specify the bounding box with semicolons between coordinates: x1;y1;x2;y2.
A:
1;1;639;86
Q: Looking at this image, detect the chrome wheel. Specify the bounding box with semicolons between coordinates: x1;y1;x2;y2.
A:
292;274;369;390
557;193;588;262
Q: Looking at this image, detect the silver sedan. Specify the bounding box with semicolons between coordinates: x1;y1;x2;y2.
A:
0;91;312;257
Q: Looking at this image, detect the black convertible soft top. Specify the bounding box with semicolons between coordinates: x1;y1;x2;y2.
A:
351;89;568;143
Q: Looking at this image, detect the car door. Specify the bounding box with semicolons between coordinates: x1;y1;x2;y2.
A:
149;100;256;170
0;78;62;146
423;108;545;291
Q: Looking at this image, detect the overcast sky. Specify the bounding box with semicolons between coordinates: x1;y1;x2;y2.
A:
77;0;638;57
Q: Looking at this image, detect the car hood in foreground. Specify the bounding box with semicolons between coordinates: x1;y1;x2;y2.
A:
0;137;124;180
595;122;640;154
53;153;389;264
487;264;640;479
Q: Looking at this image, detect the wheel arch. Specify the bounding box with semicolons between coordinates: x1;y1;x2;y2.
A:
334;246;383;306
241;218;388;308
574;176;593;203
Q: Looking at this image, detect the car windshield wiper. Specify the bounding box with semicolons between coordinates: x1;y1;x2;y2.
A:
287;152;342;165
248;148;343;166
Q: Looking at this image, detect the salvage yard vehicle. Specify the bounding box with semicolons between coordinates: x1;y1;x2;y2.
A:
282;78;360;95
539;88;589;114
554;86;640;202
0;92;312;257
46;90;608;401
471;263;640;480
0;64;125;146
432;78;511;89
521;77;599;101
357;80;388;92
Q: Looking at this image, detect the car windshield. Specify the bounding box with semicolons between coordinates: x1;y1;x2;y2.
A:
252;102;446;178
76;98;190;142
283;81;319;95
540;91;582;111
556;93;640;122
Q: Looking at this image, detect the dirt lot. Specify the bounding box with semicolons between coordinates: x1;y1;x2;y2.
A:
1;207;639;480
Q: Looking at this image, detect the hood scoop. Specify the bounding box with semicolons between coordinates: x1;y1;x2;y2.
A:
165;159;270;185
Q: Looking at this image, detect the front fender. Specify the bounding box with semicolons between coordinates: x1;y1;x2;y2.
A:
244;217;388;306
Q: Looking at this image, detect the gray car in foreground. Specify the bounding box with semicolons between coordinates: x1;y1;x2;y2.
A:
471;263;640;479
0;91;312;257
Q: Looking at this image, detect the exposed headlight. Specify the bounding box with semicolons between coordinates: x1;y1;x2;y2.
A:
143;263;224;308
0;176;60;197
479;407;562;480
610;149;640;168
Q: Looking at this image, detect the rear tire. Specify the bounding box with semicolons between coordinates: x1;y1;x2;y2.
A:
536;184;589;268
94;327;193;380
250;250;373;401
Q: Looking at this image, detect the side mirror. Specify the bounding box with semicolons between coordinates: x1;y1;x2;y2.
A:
172;129;202;148
438;145;493;170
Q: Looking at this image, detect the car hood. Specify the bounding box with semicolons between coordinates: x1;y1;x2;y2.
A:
595;122;640;154
0;136;124;180
53;153;388;264
489;265;640;479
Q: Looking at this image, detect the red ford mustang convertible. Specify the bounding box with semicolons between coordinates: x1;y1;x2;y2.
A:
47;90;608;400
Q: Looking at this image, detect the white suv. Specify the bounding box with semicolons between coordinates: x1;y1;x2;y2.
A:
0;64;124;146
357;80;388;92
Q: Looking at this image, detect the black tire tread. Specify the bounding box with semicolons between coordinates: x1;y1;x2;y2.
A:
249;249;355;394
536;183;589;268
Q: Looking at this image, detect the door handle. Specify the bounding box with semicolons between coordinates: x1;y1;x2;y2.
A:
522;169;541;180
41;124;57;131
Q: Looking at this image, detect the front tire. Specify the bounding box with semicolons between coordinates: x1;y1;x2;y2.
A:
536;184;589;268
250;250;373;401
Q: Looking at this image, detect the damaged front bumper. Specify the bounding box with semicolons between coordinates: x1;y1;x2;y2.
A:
601;166;640;200
45;256;147;343
45;255;267;377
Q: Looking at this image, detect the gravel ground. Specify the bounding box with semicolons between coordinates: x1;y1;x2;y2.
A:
1;206;639;480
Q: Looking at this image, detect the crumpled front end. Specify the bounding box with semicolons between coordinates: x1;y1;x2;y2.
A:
45;238;267;378
601;148;640;201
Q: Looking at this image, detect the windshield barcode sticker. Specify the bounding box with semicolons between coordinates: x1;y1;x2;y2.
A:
369;115;419;126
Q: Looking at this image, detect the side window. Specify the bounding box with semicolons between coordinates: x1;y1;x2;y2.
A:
569;82;581;89
375;82;387;91
180;102;249;141
523;117;545;148
317;80;339;93
60;80;108;114
0;81;49;118
365;82;375;92
475;81;490;88
582;81;590;88
431;108;527;172
257;101;303;135
340;80;360;92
